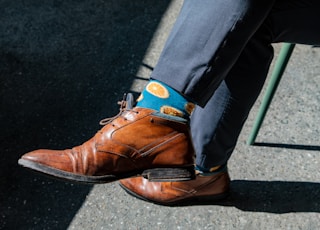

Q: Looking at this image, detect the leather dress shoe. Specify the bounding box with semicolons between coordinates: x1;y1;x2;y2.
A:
18;94;195;184
119;166;230;205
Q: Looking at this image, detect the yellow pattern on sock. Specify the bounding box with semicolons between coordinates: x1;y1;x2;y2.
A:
160;106;184;117
146;82;169;98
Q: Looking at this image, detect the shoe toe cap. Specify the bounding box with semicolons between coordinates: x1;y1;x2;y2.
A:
19;149;74;172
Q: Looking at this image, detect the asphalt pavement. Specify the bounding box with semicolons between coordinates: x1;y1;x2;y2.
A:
1;1;319;229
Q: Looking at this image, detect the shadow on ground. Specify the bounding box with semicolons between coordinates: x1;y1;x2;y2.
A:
0;1;172;229
253;142;320;151
224;180;320;213
174;180;320;213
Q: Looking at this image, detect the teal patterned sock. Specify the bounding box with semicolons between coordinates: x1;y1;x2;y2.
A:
136;80;195;119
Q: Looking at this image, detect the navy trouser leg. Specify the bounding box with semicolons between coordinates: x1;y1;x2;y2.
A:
151;0;275;106
192;25;274;168
191;0;320;168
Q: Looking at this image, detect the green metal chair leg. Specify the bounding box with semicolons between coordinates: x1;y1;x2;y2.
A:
247;43;296;145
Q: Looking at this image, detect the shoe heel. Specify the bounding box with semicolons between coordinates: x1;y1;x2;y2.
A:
141;166;195;182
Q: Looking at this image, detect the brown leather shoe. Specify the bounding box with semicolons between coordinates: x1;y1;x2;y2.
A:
18;94;195;184
119;166;230;205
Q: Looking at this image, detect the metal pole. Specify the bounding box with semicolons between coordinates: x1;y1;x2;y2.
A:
247;43;296;145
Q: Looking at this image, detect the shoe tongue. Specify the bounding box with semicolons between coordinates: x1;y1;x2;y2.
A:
125;93;135;109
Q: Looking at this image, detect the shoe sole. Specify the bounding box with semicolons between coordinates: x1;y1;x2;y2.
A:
119;183;229;206
18;158;195;184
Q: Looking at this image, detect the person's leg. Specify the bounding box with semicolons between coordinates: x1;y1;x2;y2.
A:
119;25;274;205
192;23;274;170
152;0;275;106
120;0;320;205
134;0;277;173
135;0;275;121
193;0;320;171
